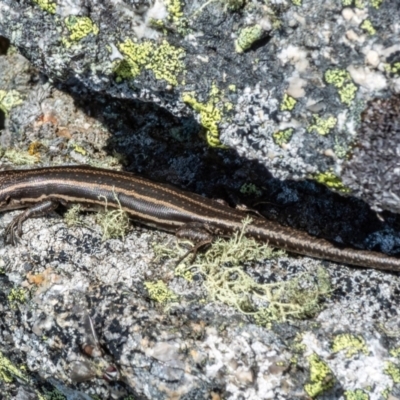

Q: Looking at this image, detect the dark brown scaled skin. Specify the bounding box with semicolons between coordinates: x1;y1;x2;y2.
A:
0;165;399;272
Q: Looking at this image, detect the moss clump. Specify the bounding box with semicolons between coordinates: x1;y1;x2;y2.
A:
307;115;337;135
280;94;297;111
0;90;23;114
64;16;99;42
325;69;358;105
144;280;178;303
273;128;294;146
167;217;330;325
313;171;351;193
360;19;376;35
117;39;185;86
96;192;130;241
304;354;335;397
32;0;56;13
332;334;369;357
235;25;263;53
0;351;28;383
344;389;369;400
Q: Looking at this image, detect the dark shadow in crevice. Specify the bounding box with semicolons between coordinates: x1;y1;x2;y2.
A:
0;36;10;55
52;78;400;261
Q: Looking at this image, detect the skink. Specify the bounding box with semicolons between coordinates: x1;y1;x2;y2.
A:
0;165;399;272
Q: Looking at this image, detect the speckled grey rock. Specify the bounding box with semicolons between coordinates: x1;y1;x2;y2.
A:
1;0;400;213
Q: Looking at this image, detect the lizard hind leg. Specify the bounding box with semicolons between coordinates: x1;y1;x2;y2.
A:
175;222;214;266
4;199;60;245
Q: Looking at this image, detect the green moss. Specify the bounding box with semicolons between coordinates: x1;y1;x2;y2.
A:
0;90;24;115
307;115;337;135
273;128;294;146
332;334;369;357
325;69;358;105
385;361;400;383
304;354;335;398
240;183;262;197
0;351;28;383
144;280;178;304
117;39;185;86
235;25;263;53
64;16;99;42
40;387;67;400
7;288;27;309
280;94;297;112
360;19;376;35
32;0;56;13
344;389;369;400
313;171;351;193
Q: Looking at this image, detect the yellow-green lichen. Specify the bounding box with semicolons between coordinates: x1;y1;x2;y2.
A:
354;0;366;8
64;16;99;42
228;84;236;92
117;39;185;86
0;351;28;383
304;354;335;398
96;192;130;241
385;361;400;383
32;0;56;13
2;148;39;165
7;288;26;309
344;389;369;400
325;69;358;105
382;388;391;399
158;217;330;325
144;280;178;304
342;0;353;5
0;90;24;114
390;347;400;358
307;115;337;135
183;84;231;147
313;171;351;193
292;0;302;5
384;62;400;75
7;288;27;310
235;25;263;53
360;19;376;35
370;0;383;7
280;94;297;112
164;0;188;35
332;334;369;357
240;183;262;197
273;128;294;146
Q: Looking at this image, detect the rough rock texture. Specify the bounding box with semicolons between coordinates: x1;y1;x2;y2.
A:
1;0;400;212
2;41;400;400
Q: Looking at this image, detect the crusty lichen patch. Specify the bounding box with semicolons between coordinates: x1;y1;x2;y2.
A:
313;171;351;193
32;0;56;14
307;115;337;136
332;333;369;357
273;128;294;146
116;39;185;86
0;351;28;383
325;69;358;106
304;353;335;398
385;361;400;383
280;93;297;111
64;16;99;42
344;389;369;400
144;280;178;304
235;25;263;53
0;90;23;114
